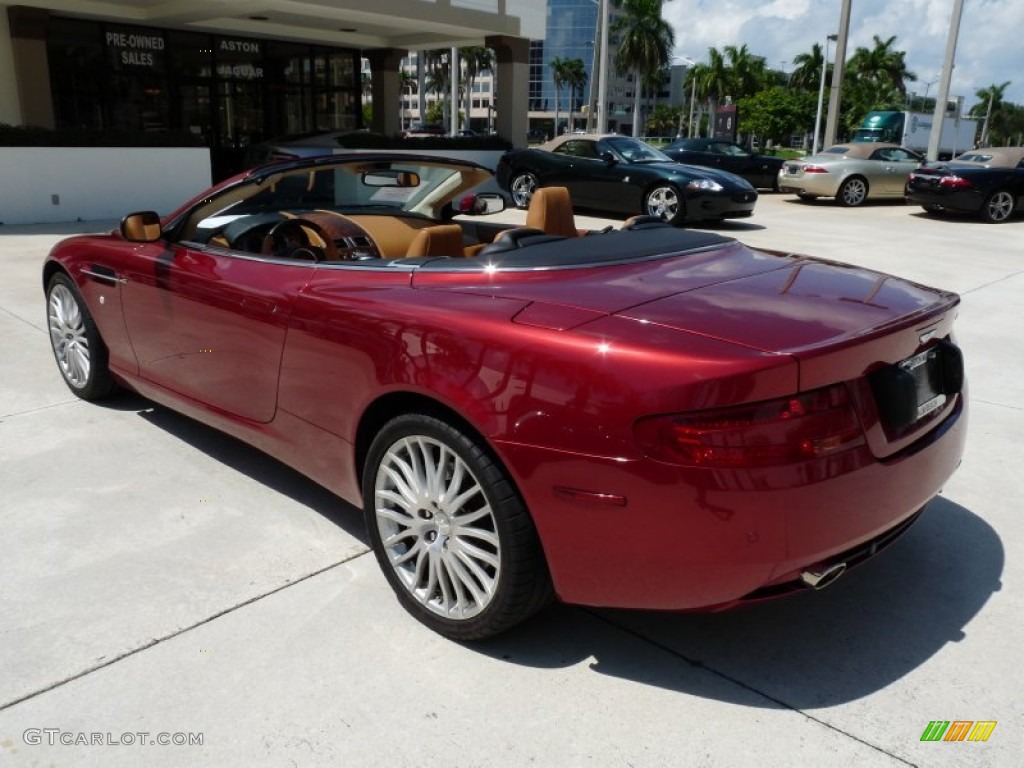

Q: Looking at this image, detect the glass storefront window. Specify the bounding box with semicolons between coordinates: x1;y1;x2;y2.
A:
218;81;264;147
108;74;170;133
167;31;213;78
47;19;104;130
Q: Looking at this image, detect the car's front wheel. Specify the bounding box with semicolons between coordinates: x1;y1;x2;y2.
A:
980;189;1015;223
509;171;538;209
363;413;552;640
46;272;115;399
836;176;869;207
644;183;685;225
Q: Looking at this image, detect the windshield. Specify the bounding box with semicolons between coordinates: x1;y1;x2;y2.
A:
176;158;490;243
602;137;672;163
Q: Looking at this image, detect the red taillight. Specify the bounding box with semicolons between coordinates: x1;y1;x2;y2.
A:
938;175;973;190
635;384;866;468
802;164;829;174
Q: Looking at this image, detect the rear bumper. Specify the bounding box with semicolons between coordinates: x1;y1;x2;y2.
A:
496;394;967;611
779;174;841;197
907;188;983;213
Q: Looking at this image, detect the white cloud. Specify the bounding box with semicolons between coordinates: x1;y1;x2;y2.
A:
664;0;1024;108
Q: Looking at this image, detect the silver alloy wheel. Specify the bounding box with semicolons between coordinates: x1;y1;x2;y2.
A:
48;283;90;389
645;185;679;220
374;435;500;620
510;172;537;208
985;190;1014;222
839;177;868;206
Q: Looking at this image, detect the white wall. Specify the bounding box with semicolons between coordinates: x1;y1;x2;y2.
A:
0;147;211;225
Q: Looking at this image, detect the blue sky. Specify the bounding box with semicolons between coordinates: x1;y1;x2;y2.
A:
663;0;1023;109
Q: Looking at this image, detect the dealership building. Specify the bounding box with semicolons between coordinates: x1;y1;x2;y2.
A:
0;0;543;175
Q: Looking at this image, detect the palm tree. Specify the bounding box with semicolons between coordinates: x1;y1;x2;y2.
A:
789;43;825;92
613;0;674;137
549;56;569;134
461;46;494;131
419;49;448;126
971;82;1011;146
564;58;588;131
692;46;730;138
724;44;767;101
399;70;416;130
848;35;917;100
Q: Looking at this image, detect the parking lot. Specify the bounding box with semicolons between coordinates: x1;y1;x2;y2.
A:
1;194;1021;767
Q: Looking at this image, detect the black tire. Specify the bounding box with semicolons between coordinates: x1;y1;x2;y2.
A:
796;191;818;201
836;176;869;207
509;171;539;209
980;189;1015;223
363;413;553;640
46;272;115;400
643;183;686;226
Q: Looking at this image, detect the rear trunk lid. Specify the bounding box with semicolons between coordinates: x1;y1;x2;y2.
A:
412;234;962;457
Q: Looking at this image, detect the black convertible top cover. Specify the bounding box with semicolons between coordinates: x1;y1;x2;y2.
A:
418;227;735;271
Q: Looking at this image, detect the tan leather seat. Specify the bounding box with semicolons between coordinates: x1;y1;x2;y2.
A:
526;186;585;238
405;224;466;258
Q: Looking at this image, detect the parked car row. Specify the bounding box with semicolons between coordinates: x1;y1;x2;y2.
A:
780;142;1024;223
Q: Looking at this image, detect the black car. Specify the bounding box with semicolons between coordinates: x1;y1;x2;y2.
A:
496;134;758;225
661;138;785;191
907;147;1024;223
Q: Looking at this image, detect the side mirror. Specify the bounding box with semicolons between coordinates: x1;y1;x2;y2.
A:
457;192;506;215
601;151;618;164
120;211;162;243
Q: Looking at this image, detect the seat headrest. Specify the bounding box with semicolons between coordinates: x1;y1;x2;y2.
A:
405;224;466;258
526;186;578;238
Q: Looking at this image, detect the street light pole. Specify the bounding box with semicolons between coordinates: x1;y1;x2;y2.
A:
928;0;965;160
812;34;837;154
823;0;852;148
675;55;697;138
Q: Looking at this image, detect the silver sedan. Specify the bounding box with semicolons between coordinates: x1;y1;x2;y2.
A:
778;142;924;206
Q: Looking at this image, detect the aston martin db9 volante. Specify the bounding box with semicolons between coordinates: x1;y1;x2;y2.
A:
44;154;967;639
906;147;1024;223
496;133;758;224
779;142;923;206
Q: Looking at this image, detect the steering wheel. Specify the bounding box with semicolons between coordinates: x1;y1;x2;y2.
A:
260;218;340;262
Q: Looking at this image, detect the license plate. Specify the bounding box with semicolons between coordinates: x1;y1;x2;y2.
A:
870;342;962;434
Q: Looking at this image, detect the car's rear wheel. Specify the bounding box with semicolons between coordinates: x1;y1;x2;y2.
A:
46;272;115;400
836;176;869;207
980;189;1015;223
796;191;818;201
644;183;685;225
363;413;552;640
509;171;538;209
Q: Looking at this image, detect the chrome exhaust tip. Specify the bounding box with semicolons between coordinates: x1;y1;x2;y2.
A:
800;563;847;591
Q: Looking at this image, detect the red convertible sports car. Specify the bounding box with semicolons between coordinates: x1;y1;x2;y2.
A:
44;154;967;639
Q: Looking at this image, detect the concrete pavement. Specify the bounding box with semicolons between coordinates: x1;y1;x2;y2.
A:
1;196;1021;767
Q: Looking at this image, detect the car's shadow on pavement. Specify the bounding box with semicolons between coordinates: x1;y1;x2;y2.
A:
474;496;1002;708
102;396;1001;709
111;396;370;545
